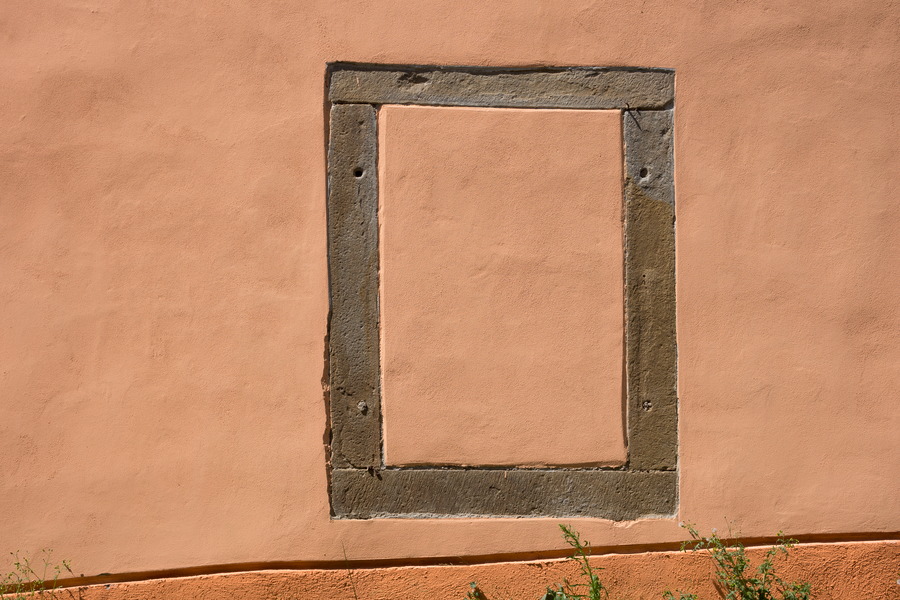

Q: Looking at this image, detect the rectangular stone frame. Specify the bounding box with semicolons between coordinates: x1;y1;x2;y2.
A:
326;64;677;519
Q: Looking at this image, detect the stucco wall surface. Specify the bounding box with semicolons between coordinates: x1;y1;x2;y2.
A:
379;106;626;468
1;0;898;577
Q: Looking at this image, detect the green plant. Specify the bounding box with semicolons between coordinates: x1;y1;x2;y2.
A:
466;525;608;600
545;525;608;600
1;549;72;600
663;524;811;600
341;544;360;600
466;582;489;600
465;523;812;600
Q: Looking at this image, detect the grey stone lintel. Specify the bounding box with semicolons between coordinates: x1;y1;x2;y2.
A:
329;65;674;110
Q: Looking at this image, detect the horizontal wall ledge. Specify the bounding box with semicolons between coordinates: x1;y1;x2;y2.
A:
53;540;900;599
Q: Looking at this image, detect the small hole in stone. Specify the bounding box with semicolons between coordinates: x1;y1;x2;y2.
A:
354;168;364;178
639;167;649;178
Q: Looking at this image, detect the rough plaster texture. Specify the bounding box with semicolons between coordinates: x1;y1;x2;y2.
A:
379;106;626;468
49;541;900;600
0;0;898;578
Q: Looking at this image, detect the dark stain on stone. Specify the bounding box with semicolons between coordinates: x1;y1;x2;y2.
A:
398;72;430;85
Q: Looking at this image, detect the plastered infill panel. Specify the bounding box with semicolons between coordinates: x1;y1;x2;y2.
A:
326;64;677;519
378;105;626;468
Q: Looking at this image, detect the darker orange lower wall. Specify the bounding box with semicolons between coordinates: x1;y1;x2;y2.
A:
54;540;898;600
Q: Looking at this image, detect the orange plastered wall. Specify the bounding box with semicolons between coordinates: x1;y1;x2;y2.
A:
0;0;897;578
